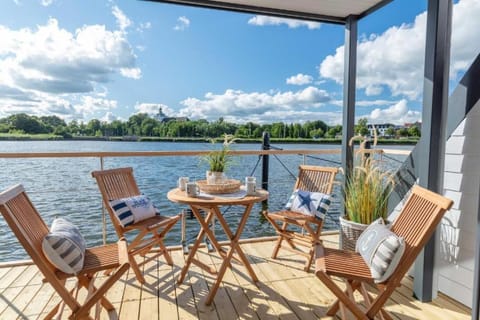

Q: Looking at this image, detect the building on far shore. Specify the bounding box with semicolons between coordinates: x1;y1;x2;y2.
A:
155;107;189;123
367;123;395;137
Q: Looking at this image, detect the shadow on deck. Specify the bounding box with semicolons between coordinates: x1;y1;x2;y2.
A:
0;234;471;319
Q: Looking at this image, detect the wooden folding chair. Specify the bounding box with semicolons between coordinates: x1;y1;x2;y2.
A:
91;167;181;284
263;165;339;271
315;185;453;320
0;184;129;320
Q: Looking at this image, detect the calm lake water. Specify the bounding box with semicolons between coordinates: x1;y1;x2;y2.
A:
0;140;412;262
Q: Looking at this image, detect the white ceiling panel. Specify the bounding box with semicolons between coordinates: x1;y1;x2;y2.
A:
144;0;392;23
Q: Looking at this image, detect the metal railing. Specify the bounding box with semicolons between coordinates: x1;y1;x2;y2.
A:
0;145;411;262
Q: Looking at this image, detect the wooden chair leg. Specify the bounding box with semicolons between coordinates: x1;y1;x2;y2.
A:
317;272;367;319
304;247;314;272
158;241;173;265
130;256;146;284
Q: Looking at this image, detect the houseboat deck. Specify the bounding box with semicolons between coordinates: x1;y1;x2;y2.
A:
0;234;470;320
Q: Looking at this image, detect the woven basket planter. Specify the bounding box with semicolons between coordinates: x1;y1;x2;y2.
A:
339;216;368;252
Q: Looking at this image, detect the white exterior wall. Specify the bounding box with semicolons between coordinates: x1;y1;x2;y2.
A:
436;101;480;307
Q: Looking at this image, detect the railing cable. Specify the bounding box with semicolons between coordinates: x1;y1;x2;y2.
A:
272;154;297;180
382;153;403;164
304;154;342;165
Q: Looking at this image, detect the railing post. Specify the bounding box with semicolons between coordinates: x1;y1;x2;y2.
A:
261;132;270;192
100;157;107;245
364;138;371;161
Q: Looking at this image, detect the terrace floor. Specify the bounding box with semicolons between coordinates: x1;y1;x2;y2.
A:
0;234;471;319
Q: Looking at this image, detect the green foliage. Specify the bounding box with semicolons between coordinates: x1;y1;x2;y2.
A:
0;112;419;143
355;118;369;136
407;125;420;137
202;134;237;172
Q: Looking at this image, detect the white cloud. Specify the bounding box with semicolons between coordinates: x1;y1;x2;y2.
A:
365;99;421;125
319;0;480;100
112;5;132;32
174;16;190;31
101;111;122;123
41;0;53;6
120;67;142;79
137;22;152;33
134;103;175;116
74;96;117;116
248;15;320;29
178;86;331;123
286;73;313;85
0;18;139;120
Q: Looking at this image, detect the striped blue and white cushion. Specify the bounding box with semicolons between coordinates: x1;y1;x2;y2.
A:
285;189;331;220
356;218;405;283
109;195;157;228
42;218;86;275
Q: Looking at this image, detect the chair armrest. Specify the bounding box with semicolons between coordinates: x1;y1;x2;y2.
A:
267;211;312;223
117;238;130;267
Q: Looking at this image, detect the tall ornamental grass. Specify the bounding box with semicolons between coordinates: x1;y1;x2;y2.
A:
344;134;395;224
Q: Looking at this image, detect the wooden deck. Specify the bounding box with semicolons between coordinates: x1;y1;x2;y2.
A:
0;235;471;319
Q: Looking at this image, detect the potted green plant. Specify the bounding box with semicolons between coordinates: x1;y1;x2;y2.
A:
340;135;395;251
203;134;237;184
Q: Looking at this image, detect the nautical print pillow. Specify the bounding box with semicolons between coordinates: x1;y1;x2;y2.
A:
42;218;86;275
356;218;405;283
285;189;331;220
109;195;157;227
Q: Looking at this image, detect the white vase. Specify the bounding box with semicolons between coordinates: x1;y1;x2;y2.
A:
206;171;225;184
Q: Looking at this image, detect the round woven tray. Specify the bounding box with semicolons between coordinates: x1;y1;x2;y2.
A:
196;179;241;194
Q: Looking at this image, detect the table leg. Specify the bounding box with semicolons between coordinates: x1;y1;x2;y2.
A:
205;203;257;305
212;204;258;282
177;208;216;284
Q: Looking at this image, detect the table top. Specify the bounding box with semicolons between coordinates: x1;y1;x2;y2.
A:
167;187;268;206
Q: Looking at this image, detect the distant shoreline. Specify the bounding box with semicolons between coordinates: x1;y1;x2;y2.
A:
0;134;419;145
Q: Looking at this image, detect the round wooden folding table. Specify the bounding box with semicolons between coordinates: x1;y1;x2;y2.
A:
167;187;268;305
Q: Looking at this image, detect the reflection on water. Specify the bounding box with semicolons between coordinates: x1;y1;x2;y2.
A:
0;140;411;262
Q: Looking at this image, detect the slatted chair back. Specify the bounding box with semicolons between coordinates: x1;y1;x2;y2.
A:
92;167;141;235
263;165;339;271
315;184;453;319
295;165;338;194
92;166;181;284
385;185;453;286
0;184;130;319
0;185;57;275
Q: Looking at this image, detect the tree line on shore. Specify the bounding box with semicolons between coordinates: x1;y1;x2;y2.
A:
0;113;420;139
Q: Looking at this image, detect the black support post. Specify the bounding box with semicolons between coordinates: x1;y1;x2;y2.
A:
341;15;358;182
261;131;270;191
414;0;452;302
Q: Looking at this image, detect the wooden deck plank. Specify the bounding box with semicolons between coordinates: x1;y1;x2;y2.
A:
0;267;42;319
118;257;144;320
139;255;160;320
244;242;302;320
203;246;260;320
251;240;337;319
172;250;201;320
192;248;237;319
0;265;27;290
248;241;335;320
0;237;472;320
175;249;220;320
158;256;178;320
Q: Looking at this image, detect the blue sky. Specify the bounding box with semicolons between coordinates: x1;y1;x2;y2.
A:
0;0;478;125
